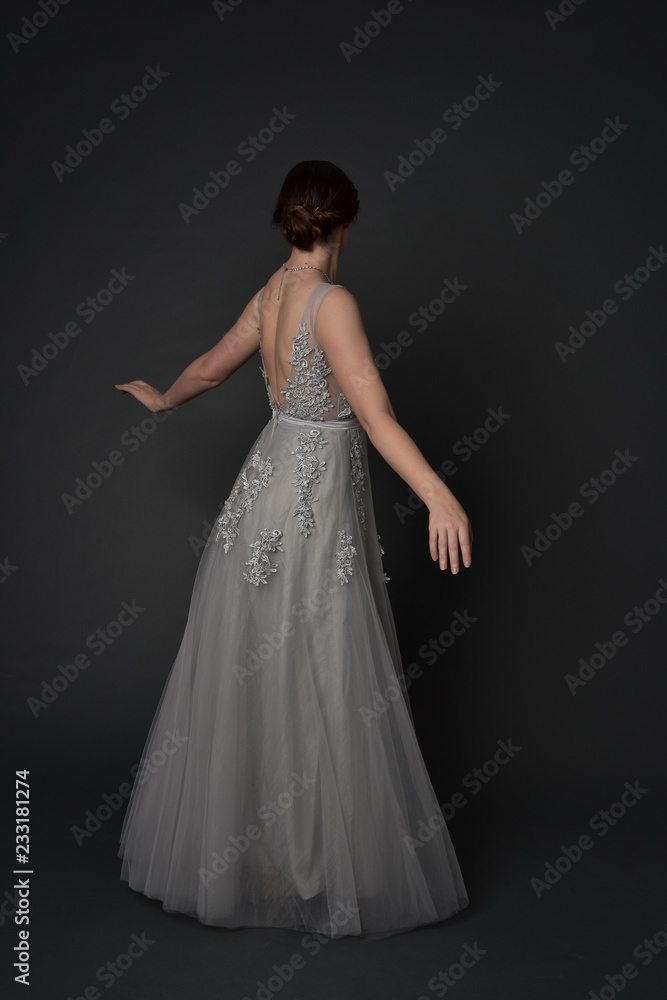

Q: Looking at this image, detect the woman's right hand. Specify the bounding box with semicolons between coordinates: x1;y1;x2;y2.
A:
114;380;167;413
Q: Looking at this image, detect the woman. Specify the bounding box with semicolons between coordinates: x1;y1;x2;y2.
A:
115;160;473;939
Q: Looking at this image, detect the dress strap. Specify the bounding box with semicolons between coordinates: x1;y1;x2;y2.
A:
304;283;344;342
257;287;265;335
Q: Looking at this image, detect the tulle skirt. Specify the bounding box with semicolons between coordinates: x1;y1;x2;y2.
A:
118;410;469;938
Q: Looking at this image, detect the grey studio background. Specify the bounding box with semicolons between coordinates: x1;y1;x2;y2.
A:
3;1;667;998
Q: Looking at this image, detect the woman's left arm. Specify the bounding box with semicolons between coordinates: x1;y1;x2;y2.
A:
114;289;262;412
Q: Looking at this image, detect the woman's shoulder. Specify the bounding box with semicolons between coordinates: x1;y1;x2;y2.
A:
319;283;358;309
319;282;356;306
315;285;365;350
304;282;356;313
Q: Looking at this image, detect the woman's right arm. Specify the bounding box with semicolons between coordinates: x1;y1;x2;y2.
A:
114;288;264;412
316;288;473;574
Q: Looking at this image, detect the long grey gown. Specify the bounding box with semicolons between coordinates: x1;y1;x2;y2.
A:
118;281;469;938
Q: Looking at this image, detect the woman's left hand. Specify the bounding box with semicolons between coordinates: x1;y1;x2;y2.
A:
114;380;167;413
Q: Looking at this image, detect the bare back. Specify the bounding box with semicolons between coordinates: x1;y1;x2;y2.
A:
257;269;355;422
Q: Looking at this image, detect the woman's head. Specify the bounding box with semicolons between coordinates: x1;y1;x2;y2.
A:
272;160;360;252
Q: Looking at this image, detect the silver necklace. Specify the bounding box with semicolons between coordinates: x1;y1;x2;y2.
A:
277;261;333;300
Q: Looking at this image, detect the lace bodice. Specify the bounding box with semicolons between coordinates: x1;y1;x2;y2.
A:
257;282;356;421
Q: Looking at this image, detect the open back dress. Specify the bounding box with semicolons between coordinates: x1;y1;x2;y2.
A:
118;280;469;938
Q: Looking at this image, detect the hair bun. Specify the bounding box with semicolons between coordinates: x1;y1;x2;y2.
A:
288;203;324;220
271;161;359;252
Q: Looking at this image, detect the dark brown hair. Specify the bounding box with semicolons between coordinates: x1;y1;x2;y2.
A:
271;160;360;252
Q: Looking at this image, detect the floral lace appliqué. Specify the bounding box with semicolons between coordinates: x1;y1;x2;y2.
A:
291;429;328;536
335;529;357;585
214;450;273;551
337;391;353;419
349;429;366;538
243;528;283;586
280;324;335;421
